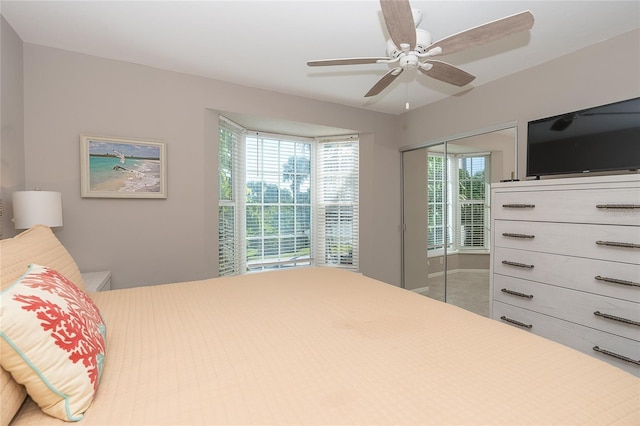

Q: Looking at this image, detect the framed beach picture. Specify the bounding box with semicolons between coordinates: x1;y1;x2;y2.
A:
80;134;167;198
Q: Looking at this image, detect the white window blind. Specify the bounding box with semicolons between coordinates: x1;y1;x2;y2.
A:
315;137;359;270
457;155;490;250
427;153;451;252
218;116;245;276
245;133;313;271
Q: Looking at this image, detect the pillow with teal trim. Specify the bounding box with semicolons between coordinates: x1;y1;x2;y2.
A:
0;264;106;421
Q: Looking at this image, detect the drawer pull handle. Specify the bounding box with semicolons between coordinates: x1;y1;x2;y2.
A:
502;233;535;239
593;346;640;366
502;204;535;209
595;276;640;288
501;260;534;269
501;288;534;299
595;241;640;249
593;311;640;327
500;316;532;329
596;204;640;209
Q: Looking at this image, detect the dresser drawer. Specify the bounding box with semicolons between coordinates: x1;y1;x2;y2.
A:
492;301;640;376
493;274;640;341
493;247;640;303
493;187;640;225
494;220;640;264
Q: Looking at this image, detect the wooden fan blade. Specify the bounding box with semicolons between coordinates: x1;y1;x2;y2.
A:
380;0;416;49
307;57;389;67
428;11;534;57
365;67;403;97
419;60;475;87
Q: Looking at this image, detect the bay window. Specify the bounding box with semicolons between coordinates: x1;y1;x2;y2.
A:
218;116;359;276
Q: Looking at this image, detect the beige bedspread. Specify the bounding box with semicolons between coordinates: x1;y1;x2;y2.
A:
11;267;639;425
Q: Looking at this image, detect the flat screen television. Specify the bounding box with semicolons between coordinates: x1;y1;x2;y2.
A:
526;97;640;177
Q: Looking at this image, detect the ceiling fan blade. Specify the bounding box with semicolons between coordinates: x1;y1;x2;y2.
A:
307;57;389;67
365;67;403;97
419;60;475;87
380;0;416;49
427;10;534;57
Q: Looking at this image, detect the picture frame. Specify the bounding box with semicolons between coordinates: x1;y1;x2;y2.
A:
80;134;167;198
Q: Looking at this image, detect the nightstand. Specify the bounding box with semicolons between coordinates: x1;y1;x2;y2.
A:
81;271;112;292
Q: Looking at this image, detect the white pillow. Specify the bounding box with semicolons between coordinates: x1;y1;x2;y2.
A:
0;264;106;421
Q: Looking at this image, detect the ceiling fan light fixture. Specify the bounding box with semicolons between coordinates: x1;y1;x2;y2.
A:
399;55;419;70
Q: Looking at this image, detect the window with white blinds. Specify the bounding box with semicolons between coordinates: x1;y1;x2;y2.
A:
457;155;490;250
245;133;313;272
426;152;490;255
315;138;359;270
218;115;359;276
218;117;245;276
427;153;452;252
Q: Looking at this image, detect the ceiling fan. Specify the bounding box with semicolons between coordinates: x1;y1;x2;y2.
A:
307;0;534;98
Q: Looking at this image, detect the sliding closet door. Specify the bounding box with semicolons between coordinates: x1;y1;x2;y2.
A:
402;143;447;300
401;127;517;317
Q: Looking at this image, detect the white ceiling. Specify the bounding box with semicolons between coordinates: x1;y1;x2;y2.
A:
2;1;639;117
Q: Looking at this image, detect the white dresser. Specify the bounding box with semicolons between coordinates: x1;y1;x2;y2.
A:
490;174;640;376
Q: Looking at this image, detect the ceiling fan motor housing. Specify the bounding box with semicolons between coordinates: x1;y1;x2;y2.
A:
414;28;432;54
386;28;432;58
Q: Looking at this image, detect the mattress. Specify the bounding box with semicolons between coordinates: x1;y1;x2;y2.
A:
11;267;640;425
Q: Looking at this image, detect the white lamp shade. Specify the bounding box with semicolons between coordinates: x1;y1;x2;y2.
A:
13;191;63;229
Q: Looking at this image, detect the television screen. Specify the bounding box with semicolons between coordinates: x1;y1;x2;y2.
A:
527;97;640;177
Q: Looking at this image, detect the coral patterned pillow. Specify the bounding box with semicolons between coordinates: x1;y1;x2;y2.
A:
0;264;106;421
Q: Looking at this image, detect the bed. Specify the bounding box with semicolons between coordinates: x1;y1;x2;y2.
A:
1;225;639;425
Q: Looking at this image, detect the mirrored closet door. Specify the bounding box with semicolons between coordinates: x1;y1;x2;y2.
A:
401;126;517;317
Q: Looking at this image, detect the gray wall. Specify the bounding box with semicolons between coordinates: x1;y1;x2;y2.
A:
0;16;25;237
400;29;640;177
21;44;401;288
